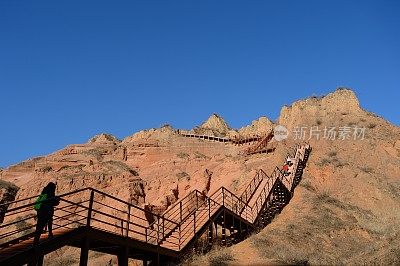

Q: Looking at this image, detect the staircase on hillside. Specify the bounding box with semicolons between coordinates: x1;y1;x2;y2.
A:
244;131;275;155
0;144;311;266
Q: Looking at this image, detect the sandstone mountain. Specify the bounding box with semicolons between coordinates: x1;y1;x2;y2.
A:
189;88;400;265
200;113;230;133
1;88;399;265
238;116;274;137
193;113;239;138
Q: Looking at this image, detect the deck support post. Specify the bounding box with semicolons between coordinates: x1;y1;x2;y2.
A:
27;247;44;266
239;219;242;240
79;238;89;266
37;255;44;266
214;221;218;244
208;223;213;246
230;216;235;243
222;210;226;246
117;246;128;266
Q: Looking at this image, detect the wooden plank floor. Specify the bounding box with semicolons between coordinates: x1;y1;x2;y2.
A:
0;228;73;259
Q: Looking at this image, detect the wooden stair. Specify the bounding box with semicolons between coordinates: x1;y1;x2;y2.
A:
0;144;311;266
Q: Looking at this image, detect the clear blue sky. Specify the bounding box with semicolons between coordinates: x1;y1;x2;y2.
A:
0;1;399;168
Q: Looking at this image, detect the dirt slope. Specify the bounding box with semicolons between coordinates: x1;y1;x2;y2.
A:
187;88;400;265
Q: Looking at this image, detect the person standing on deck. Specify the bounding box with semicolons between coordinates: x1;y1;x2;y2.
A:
33;182;60;245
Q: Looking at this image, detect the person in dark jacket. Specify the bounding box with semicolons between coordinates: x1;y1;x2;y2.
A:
33;182;60;245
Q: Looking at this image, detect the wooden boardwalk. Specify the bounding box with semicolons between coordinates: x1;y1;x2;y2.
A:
0;144;311;266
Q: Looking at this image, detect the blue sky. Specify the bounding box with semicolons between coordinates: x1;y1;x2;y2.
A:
0;1;399;168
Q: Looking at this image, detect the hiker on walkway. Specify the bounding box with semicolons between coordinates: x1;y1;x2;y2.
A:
282;163;290;176
33;182;60;245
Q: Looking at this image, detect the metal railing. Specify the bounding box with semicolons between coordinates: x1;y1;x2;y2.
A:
0;188;177;250
244;131;274;155
0;144;311;254
238;169;265;210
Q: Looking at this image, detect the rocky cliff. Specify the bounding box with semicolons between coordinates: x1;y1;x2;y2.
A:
1;88;399;265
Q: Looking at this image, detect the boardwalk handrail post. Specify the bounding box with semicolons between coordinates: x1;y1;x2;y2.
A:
234;198;237;214
208;197;211;219
193;210;196;235
162;216;165;239
86;190;94;227
195;191;199;208
126;205;131;237
222;188;225;206
179;223;181;250
180;201;183;224
157;217;160;244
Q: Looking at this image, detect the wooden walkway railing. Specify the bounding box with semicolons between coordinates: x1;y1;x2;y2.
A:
176;130;264;145
0;144;311;265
